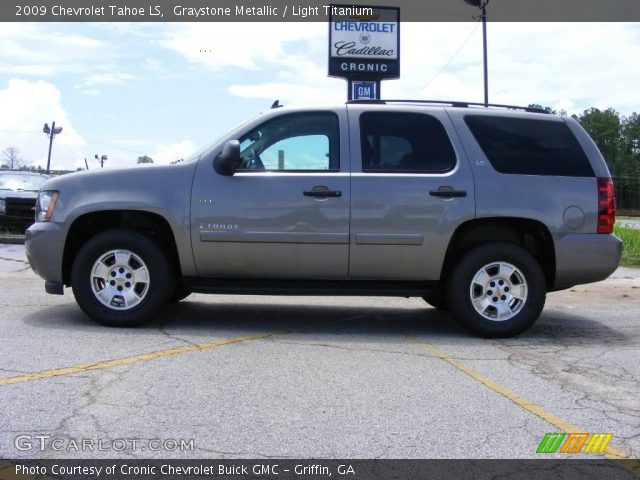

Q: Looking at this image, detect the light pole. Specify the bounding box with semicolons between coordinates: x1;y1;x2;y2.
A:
42;122;63;174
95;154;107;168
464;0;490;107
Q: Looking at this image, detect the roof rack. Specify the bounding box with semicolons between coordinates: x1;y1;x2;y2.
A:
346;99;550;114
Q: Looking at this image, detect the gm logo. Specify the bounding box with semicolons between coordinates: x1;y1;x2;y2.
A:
537;432;612;454
352;81;377;100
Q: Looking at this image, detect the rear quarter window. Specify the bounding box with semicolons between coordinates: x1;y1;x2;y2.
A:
464;115;594;177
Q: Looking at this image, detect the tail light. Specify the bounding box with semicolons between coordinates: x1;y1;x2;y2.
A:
597;178;615;234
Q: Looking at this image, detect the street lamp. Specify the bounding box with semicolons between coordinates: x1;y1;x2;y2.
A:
95;154;107;168
464;0;490;107
42;121;63;174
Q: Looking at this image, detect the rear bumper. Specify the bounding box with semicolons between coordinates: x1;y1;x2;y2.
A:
553;233;622;290
25;222;65;287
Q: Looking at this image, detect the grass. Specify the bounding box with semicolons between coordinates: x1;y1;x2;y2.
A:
0;225;25;236
614;225;640;268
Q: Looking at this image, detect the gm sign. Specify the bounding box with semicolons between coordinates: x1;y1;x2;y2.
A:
328;5;400;81
351;81;377;100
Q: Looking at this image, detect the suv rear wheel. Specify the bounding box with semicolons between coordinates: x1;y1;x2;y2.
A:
71;229;172;327
446;243;546;337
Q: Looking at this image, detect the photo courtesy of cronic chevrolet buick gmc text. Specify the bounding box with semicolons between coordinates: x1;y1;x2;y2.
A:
25;100;621;337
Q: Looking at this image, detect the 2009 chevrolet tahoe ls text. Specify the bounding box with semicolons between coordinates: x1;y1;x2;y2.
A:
25;100;621;337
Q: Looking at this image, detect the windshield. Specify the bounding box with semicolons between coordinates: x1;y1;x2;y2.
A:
0;173;49;191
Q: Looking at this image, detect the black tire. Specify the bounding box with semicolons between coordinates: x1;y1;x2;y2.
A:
71;229;173;327
422;291;448;310
169;284;192;303
446;243;546;338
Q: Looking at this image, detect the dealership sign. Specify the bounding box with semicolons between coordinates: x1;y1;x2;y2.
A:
328;5;400;80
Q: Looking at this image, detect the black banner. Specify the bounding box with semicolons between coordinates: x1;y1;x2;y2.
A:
2;0;640;22
2;459;639;480
328;59;399;80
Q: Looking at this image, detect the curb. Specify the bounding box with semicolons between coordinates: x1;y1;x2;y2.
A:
0;235;25;245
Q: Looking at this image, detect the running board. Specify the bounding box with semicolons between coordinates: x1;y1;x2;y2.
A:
182;277;438;297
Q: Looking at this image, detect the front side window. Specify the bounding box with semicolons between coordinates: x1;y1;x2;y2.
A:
238;112;339;172
360;112;456;173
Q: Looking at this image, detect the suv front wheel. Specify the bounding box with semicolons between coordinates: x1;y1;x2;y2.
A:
446;243;546;338
71;229;172;327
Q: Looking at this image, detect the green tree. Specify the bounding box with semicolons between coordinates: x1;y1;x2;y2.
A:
528;104;557;114
621;112;640;157
575;108;640;211
576;108;622;169
137;155;154;164
620;113;640;210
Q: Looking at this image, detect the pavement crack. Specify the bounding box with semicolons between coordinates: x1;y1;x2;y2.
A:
267;338;434;359
0;257;28;264
191;445;284;459
41;364;137;458
157;327;200;348
0;367;31;374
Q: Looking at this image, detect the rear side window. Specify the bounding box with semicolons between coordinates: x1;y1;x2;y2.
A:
464;115;594;177
360;112;456;173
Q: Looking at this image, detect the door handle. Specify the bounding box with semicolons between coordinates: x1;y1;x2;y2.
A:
429;186;467;198
303;186;342;198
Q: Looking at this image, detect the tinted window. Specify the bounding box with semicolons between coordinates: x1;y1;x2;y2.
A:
360;112;456;173
238;112;339;171
464;115;594;177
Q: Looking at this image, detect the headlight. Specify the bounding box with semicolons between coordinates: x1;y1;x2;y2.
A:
35;191;59;222
0;198;5;214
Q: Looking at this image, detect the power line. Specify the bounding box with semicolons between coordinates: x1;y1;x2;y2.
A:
0;129;41;134
413;24;480;98
82;139;146;155
0;130;148;155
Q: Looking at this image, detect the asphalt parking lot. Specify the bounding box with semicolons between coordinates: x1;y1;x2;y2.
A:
0;244;638;460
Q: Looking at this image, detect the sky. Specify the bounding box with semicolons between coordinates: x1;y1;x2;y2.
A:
0;21;639;171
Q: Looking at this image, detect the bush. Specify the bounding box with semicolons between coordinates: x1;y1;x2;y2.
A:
614;225;640;268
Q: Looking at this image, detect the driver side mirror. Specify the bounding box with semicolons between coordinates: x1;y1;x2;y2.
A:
213;140;241;176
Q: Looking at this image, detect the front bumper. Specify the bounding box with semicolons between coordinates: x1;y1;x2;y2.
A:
0;212;34;229
553;233;622;290
25;221;66;288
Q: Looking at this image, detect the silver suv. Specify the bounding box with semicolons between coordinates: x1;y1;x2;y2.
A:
25;100;621;337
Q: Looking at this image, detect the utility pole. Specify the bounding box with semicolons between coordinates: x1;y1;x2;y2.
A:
42;121;63;174
481;1;488;107
464;0;490;106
